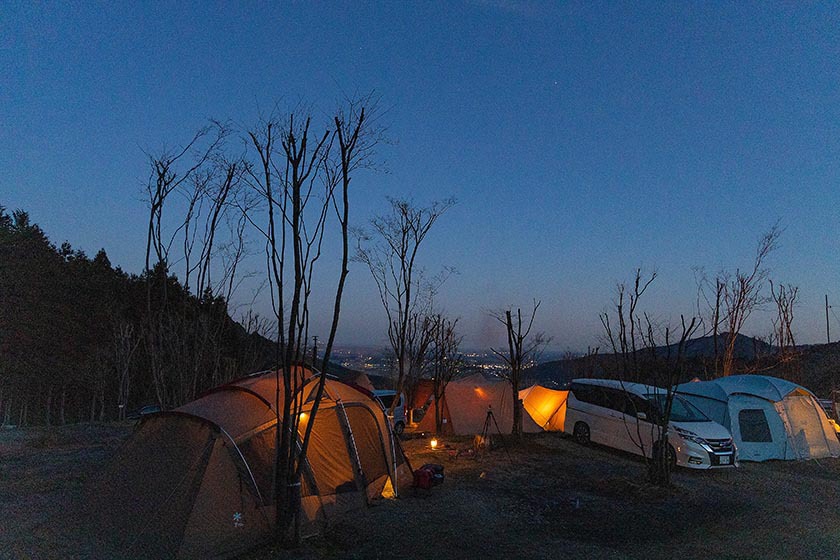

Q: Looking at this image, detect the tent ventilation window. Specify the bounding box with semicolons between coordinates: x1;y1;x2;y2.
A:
739;409;773;442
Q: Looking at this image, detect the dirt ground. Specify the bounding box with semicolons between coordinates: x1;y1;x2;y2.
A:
3;424;840;560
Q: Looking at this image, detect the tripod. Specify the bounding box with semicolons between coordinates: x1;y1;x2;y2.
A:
477;405;511;462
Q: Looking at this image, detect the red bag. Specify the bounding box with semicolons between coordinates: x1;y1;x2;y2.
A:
413;467;433;490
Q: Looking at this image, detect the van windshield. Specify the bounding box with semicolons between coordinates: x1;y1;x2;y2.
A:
377;394;396;408
645;393;710;423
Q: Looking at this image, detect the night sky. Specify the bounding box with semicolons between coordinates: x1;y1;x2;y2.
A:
3;2;840;351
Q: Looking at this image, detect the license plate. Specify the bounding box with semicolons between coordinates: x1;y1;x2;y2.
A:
719;455;731;465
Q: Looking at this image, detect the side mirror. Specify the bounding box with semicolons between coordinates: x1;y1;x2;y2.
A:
636;412;647;421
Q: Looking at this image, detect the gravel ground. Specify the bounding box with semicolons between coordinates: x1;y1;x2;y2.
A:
3;425;840;559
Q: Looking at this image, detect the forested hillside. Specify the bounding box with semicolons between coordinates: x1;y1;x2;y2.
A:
0;206;275;426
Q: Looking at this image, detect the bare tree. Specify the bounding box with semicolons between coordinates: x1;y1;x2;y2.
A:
112;322;140;421
768;279;800;381
699;225;781;377
570;346;600;379
490;301;548;439
428;314;463;433
143;122;237;407
600;270;701;486
600;270;658;382
245;97;377;545
402;312;435;422
770;280;798;355
356;197;455;413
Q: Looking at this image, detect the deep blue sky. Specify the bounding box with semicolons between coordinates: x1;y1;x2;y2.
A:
3;2;840;351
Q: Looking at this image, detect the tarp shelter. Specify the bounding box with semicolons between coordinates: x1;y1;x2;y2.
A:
416;374;541;435
351;372;375;392
411;379;436;410
519;384;569;431
676;375;840;462
88;368;412;559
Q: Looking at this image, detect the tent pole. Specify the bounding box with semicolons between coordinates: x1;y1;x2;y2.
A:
335;399;369;508
386;411;399;498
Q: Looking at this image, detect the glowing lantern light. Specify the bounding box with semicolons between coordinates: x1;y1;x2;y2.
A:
430;438;439;449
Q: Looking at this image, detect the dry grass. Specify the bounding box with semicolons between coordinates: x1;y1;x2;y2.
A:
4;425;840;559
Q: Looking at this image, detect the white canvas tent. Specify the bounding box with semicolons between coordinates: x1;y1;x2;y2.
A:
416;373;542;435
676;375;840;462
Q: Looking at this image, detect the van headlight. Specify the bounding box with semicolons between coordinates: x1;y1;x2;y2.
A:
674;427;713;452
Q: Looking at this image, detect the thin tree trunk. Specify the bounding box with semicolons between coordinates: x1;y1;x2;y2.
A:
99;385;106;422
511;371;522;439
60;388;66;425
3;397;12;427
45;385;52;427
435;391;443;433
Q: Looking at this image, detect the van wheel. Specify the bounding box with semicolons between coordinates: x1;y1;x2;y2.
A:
573;422;590;445
394;421;405;436
653;444;677;468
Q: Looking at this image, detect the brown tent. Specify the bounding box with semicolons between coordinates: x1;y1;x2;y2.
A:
88;368;412;559
416;374;541;435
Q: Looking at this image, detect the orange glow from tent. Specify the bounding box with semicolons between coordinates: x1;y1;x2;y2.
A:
299;412;308;423
473;387;486;398
430;438;439;449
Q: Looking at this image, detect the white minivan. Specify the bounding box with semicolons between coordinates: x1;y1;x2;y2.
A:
372;390;407;435
564;379;737;469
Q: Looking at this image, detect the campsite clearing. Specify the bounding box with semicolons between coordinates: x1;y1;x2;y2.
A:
4;424;840;560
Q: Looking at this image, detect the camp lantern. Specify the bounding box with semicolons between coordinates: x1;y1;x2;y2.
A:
430;438;438;449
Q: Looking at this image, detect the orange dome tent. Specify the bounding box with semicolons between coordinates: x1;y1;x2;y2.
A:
88;368;412;559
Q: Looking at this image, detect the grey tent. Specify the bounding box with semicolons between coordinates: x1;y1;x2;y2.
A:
676;375;840;462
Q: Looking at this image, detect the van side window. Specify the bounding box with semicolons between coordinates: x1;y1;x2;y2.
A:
739;409;773;442
570;382;594;404
602;388;626;412
624;395;649;417
591;386;611;409
571;383;632;414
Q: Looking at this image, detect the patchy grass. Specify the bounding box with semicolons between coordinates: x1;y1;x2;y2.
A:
4;426;840;559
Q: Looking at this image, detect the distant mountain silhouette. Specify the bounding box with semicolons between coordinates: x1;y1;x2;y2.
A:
525;333;775;388
672;332;773;360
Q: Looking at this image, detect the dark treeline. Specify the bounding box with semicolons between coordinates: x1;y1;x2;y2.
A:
0;207;273;426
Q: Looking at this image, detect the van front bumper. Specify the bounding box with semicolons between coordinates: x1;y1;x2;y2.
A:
676;439;737;469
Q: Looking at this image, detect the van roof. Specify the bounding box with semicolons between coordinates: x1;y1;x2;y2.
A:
570;378;670;397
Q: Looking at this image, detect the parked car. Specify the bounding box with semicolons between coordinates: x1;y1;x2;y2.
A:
372;390;407;435
818;399;840;438
564;379;737;469
126;404;162;421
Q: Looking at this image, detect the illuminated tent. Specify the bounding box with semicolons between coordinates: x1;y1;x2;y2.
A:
518;384;569;432
676;375;840;462
88;368;412;559
416;373;541;435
